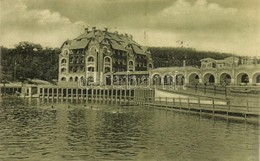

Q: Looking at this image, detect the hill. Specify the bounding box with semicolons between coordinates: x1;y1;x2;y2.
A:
149;47;233;68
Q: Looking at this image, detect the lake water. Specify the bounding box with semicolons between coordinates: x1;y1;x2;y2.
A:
0;98;259;161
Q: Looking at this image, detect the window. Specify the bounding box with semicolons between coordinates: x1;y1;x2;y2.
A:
88;56;94;62
88;67;94;72
61;59;67;64
64;50;69;55
61;77;66;81
61;68;66;73
75;77;78;82
104;57;111;63
129;61;134;66
105;67;110;73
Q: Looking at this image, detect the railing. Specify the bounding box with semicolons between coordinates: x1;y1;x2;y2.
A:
156;84;260;98
142;96;259;116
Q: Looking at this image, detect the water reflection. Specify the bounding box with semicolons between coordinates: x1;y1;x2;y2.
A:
0;98;259;161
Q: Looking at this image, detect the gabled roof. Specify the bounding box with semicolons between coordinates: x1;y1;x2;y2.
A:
69;39;91;49
200;58;216;62
109;40;127;51
131;44;146;55
61;28;148;55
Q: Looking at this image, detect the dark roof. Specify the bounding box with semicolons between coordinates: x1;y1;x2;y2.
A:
62;28;148;55
69;39;90;49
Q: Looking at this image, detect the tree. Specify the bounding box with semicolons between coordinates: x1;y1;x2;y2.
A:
1;42;60;82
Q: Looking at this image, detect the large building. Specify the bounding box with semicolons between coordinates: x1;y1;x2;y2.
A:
58;27;153;86
151;56;260;86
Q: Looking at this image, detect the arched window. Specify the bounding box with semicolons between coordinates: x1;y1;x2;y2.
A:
69;77;73;82
75;77;78;82
61;59;67;64
61;77;66;81
105;67;111;73
64;50;69;55
61;68;66;73
88;67;94;72
104;57;111;63
148;63;153;70
88;56;94;62
129;61;134;66
90;46;97;52
189;73;199;85
256;75;260;83
103;46;109;53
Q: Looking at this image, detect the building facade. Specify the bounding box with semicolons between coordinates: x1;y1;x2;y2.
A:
151;56;260;86
58;27;153;86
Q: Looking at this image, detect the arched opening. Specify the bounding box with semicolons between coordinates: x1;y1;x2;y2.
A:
163;74;173;85
237;73;249;84
61;59;67;64
90;46;97;52
74;77;78;82
104;67;110;73
79;76;85;86
104;57;111;63
204;73;215;84
256;75;260;84
129;61;134;66
176;74;185;85
87;66;94;72
88;56;94;62
148;63;153;70
61;77;66;81
103;47;108;53
61;68;66;73
152;74;162;85
69;77;73;82
87;77;94;85
257;75;260;84
219;73;231;85
252;73;260;84
129;76;137;85
189;73;199;85
105;75;112;85
113;76;120;85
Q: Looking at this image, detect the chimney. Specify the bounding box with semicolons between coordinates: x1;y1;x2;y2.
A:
92;27;96;31
125;33;128;37
104;27;108;32
129;34;133;39
85;28;88;33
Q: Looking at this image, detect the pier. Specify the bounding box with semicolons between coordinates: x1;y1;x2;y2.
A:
38;86;155;106
1;84;259;121
142;96;259;120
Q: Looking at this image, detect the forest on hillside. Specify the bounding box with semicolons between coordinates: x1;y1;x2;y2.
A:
1;42;237;81
149;47;233;68
1;42;60;82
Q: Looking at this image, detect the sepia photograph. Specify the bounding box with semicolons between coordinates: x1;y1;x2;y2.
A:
0;0;259;160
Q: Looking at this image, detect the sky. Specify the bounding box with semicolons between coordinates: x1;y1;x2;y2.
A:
1;0;260;56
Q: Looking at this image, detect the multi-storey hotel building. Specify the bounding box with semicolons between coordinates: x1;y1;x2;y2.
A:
58;27;153;86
